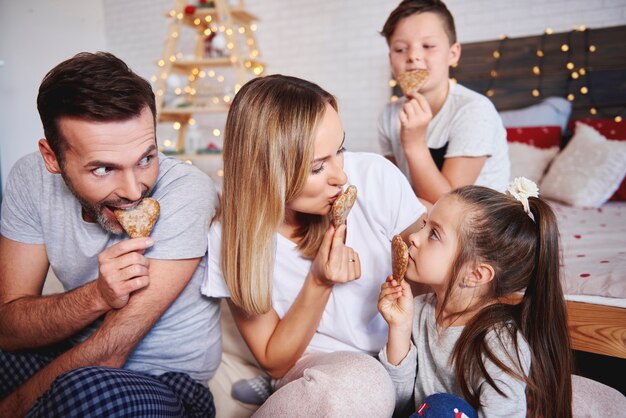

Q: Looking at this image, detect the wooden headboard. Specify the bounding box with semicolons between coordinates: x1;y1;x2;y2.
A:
449;25;626;121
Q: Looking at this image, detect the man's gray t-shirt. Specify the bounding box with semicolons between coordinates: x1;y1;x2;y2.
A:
0;152;221;382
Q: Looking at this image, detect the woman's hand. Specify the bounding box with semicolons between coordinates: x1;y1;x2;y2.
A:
310;224;361;287
378;275;414;329
399;93;432;151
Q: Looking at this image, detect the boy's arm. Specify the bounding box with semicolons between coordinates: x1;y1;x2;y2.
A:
0;256;199;417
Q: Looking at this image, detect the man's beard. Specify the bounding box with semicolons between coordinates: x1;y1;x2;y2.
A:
60;170;150;235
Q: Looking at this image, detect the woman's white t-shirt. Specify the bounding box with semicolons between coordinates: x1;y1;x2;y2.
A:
201;152;425;355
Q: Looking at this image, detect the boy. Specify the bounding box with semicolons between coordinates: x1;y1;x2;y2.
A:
378;0;510;205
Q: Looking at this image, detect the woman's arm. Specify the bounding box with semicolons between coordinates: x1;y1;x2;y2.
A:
230;224;360;378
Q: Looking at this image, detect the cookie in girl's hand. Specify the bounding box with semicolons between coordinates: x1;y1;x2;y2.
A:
331;185;357;228
114;197;160;238
391;235;409;283
397;69;429;95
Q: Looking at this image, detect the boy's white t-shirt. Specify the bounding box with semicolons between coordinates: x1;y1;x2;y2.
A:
378;80;510;192
202;152;425;355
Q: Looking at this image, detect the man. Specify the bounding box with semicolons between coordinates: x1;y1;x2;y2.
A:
0;52;220;417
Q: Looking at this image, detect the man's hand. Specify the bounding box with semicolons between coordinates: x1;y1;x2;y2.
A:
96;237;154;309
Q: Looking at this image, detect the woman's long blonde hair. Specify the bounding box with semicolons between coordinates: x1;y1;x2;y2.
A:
218;75;337;315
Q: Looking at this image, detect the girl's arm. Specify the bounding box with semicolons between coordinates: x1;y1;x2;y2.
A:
230;224;359;379
378;277;414;365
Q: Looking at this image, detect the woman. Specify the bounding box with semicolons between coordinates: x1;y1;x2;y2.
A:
202;74;425;416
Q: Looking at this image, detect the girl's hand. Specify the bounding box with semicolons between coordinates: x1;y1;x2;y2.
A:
399;93;432;150
378;275;414;328
310;224;361;287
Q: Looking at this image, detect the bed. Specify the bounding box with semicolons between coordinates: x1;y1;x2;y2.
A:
449;25;626;361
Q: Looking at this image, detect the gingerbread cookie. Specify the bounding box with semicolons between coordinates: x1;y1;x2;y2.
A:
397;69;429;95
331;185;357;228
114;197;160;238
391;235;409;283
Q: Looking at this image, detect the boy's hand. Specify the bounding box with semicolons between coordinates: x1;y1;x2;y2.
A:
399;93;432;150
96;237;154;309
310;224;361;287
378;275;414;329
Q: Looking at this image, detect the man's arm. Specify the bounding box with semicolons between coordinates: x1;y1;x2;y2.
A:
0;236;153;350
0;256;200;417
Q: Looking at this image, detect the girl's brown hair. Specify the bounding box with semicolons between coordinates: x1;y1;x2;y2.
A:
445;186;572;417
218;75;337;315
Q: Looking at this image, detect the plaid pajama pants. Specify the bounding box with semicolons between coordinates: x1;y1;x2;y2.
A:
0;348;215;418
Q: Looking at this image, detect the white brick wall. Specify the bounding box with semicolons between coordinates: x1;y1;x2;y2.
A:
102;0;626;153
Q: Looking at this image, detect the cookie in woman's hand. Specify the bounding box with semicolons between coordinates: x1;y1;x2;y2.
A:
331;185;357;228
114;197;160;238
391;235;409;283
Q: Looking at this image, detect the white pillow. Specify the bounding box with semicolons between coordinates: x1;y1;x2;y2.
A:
508;142;559;183
540;122;626;207
500;97;572;132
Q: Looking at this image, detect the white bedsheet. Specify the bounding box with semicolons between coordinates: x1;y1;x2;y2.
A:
552;200;626;307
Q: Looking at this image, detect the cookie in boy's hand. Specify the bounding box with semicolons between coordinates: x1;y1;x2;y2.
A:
391;235;409;283
331;185;357;228
114;197;160;238
397;69;429;95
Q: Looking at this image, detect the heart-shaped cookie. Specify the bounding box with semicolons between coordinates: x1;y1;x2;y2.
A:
331;185;357;228
397;69;429;95
114;197;160;238
391;235;409;283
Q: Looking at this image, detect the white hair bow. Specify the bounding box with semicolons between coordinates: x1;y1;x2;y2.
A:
507;177;539;220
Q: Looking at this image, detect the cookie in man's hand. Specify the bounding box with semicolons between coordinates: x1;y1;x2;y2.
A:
331;185;357;228
114;197;160;238
397;69;429;96
391;235;409;283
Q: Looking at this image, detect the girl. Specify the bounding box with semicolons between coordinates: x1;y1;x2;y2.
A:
201;74;426;416
378;178;572;417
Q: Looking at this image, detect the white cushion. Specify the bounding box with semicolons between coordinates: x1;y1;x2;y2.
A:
500;97;572;132
508;142;559;183
540;122;626;207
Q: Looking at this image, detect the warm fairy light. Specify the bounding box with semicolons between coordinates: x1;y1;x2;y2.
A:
561;44;569;52
217;75;225;82
176;12;183;20
174;88;182;95
567;93;575;101
172;32;179;38
169;10;176;17
194;18;201;25
150;75;157;82
192;68;200;75
389;79;397;88
213;128;221;136
590;107;597;115
239;27;245;34
532;66;540;75
226;28;233;36
169;55;177;62
234;84;241;92
579;25;587;31
212;97;220;104
580;86;589;94
217;169;224;177
227;42;234;49
188;74;196;82
164;139;173;147
204;28;211;36
589;45;597;52
253;65;264;75
490;70;498;77
451;62;458;68
190;88;196;95
156;89;164;97
189;118;196;125
566;62;575;70
571;72;579;79
158;60;165;67
208;70;215;77
450;78;457;84
185;160;193;165
545;28;553;35
219;25;226;32
223;95;231;103
536;49;544;57
184;86;192;93
579;68;586;75
205;16;212;23
250;50;259;58
486;89;494;97
532;89;540;97
244;60;252;68
251;24;257;31
492;51;501;59
390;95;399;102
173;123;181;131
499;34;507;40
615;116;623;123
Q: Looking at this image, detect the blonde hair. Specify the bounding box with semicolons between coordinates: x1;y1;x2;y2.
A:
219;75;338;315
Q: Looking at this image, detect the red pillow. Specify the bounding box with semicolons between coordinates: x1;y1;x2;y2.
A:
568;119;626;201
506;126;562;149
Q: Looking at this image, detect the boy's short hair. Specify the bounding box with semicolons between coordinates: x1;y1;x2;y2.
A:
381;0;457;45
